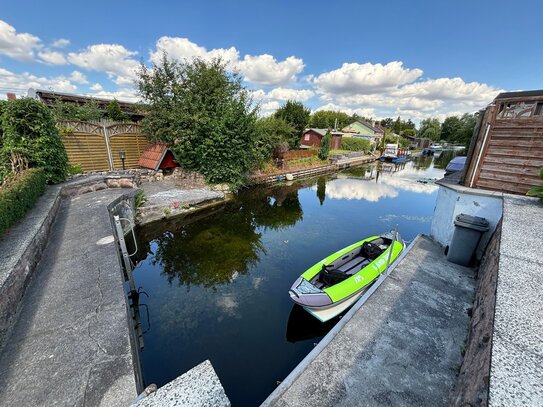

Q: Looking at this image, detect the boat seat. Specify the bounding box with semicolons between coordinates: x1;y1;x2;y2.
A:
336;257;370;275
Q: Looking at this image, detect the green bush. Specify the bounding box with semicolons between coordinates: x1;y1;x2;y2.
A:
1;98;68;184
319;132;331;160
342;137;371;153
0;168;46;236
526;167;543;203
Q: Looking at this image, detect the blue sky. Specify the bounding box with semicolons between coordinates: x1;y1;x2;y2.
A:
1;0;541;122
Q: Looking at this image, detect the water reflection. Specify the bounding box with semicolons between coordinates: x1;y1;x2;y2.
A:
321;178;399;202
135;184;306;289
286;305;339;343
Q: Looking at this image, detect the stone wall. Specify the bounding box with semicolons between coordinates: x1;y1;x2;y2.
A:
72;167;206;186
450;220;501;406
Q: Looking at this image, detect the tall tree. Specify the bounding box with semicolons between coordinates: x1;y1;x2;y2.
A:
137;55;257;186
273;100;310;147
440;116;463;142
418;118;441;141
309;110;351;130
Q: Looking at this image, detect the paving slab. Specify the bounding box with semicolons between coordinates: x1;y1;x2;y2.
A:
0;189;137;407
138;179;226;225
489;196;543;406
135;360;230;407
264;236;476;407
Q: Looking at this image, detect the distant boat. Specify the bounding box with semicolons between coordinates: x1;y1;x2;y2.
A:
430;143;443;150
289;231;405;322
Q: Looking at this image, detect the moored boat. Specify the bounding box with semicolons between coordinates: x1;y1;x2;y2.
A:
289;231;405;320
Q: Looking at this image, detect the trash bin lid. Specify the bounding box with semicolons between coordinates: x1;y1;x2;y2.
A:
454;213;490;231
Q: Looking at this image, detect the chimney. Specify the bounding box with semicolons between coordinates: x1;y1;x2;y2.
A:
7;93;16;100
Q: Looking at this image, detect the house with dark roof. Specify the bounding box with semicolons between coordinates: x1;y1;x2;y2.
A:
27;88;144;121
300;128;343;149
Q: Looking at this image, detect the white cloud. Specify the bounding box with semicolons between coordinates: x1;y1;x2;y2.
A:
90;83;103;92
88;88;139;103
69;70;88;84
313;60;502;122
150;36;239;67
0;20;41;61
394;77;499;104
68;44;140;86
313;61;422;95
266;87;314;101
38;50;67;65
238;54;304;86
51;38;70;48
258;101;281;116
0;67;77;95
150;37;304;86
315;103;376;119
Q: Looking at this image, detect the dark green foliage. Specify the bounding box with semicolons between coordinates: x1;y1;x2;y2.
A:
0;168;46;236
50;98;103;122
273;100;310;148
342;137;371;153
254;117;296;166
309;110;352;130
1;98;68;183
418;118;441;141
380;117;416;132
440;113;477;146
318;131;331;160
316;176;326;205
402;128;416;137
526;167;543;203
138;56;257;187
106;99;129;122
0;100;7;182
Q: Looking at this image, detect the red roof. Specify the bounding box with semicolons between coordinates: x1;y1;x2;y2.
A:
138;143;178;170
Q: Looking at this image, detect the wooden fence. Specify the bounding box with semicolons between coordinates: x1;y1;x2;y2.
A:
464;92;543;195
58;121;149;171
273;149;317;160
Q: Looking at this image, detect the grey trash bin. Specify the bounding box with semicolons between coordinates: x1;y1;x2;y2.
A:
447;214;489;266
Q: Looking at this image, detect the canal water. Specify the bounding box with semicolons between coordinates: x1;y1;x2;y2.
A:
131;151;459;406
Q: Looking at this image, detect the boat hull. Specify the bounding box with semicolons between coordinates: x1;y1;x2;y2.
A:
289;234;404;317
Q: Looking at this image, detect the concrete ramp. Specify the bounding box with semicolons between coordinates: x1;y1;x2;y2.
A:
263;236;476;407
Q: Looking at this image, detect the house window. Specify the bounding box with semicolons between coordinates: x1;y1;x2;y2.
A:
304;134;310;141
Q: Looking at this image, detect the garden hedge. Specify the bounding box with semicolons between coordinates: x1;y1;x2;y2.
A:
0;168;46;236
342;137;371;153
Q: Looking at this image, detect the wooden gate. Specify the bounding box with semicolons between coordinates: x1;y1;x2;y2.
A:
60;121;111;171
58;121;149;171
106;123;149;170
464;92;543;195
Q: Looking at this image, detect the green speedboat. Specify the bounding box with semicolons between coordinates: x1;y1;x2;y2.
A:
289;231;405;319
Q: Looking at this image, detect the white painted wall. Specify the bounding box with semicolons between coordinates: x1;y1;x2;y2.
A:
431;185;503;259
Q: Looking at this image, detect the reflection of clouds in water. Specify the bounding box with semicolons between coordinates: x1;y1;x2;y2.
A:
380;214;432;223
252;277;263;289
313;178;398;202
378;176;439;194
216;295;240;318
